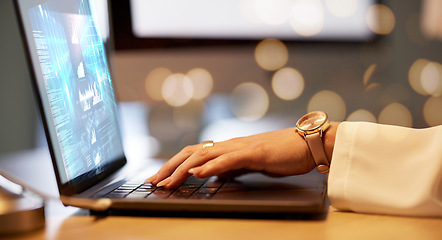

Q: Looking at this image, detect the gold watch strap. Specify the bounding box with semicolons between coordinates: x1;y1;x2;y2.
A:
305;132;330;174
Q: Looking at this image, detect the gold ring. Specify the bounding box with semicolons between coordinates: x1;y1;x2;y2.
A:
202;140;214;148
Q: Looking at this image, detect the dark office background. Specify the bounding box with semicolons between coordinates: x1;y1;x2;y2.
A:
1;0;442;157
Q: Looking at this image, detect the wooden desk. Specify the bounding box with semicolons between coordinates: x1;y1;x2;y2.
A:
1;148;441;240
5;201;442;240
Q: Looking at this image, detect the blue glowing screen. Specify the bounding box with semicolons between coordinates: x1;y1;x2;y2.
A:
26;0;124;183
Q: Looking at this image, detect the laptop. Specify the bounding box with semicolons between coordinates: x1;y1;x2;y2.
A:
13;0;327;217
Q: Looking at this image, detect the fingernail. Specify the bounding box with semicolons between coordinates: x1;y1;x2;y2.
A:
156;181;165;187
157;177;170;187
188;168;195;174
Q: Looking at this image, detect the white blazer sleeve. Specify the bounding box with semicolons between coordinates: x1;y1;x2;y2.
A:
328;122;442;217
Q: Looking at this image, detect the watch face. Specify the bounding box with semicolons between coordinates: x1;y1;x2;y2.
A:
296;111;329;132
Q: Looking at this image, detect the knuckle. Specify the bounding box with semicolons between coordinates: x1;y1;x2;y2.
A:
181;145;196;155
196;148;209;157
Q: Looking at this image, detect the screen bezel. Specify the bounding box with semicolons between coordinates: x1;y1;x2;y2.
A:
13;0;127;196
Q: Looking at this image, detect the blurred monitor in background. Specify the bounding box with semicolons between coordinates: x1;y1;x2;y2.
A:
112;0;378;49
131;0;376;40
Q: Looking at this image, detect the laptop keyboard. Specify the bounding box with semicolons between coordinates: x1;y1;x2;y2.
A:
103;176;224;200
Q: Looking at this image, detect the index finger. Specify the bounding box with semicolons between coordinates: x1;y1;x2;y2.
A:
146;144;199;185
158;143;227;188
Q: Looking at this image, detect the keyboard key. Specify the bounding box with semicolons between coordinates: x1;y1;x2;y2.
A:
112;189;133;194
120;183;141;188
105;192;129;198
169;188;197;199
196;188;218;194
183;176;207;185
116;186;137;191
133;188;155;194
101;176;225;200
138;183;156;189
147;188;174;199
203;180;223;188
190;193;213;199
125;192;150;199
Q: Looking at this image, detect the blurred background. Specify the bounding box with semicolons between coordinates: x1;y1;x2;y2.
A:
1;0;442;159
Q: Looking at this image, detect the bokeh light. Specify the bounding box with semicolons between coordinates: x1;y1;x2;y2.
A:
421;0;442;40
363;63;381;91
366;4;395;35
325;0;358;18
307;90;346;121
423;96;442;126
409;59;442;97
231;82;269;121
347;109;377;122
364;82;381;92
378;102;412;127
254;0;291;25
409;58;431;96
162;73;193;107
363;63;377;86
254;38;289;71
186;68;214;100
290;0;325;37
420;61;442;97
271;67;304;101
145;67;172;101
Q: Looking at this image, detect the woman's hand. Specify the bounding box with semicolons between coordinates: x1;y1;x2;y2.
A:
146;123;339;189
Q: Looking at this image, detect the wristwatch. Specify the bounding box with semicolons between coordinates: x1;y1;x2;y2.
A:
295;111;330;174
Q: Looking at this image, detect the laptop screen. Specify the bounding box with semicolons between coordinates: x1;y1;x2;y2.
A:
15;0;125;191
